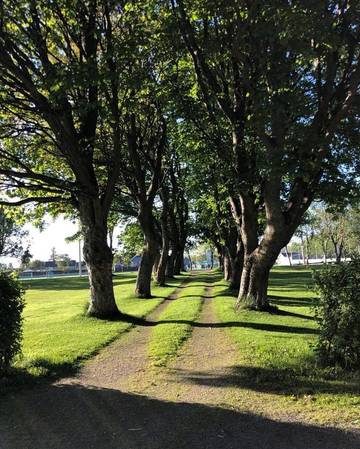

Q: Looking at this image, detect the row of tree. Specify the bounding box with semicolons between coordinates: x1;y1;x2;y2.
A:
290;205;360;264
0;1;359;317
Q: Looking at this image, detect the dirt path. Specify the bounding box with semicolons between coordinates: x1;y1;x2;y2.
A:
0;275;359;449
61;280;190;391
141;285;240;405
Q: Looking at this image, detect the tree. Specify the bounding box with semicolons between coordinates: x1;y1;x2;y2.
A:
116;222;144;267
20;248;32;269
124;108;167;297
28;259;43;270
172;0;360;309
310;205;359;263
295;212;317;265
0;1;144;317
55;254;72;270
0;208;27;259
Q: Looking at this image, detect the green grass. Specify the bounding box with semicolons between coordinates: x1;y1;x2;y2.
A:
212;265;360;426
11;273;185;383
148;273;209;366
7;266;360;426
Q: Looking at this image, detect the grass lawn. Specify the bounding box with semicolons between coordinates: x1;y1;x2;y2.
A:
213;266;360;427
148;273;210;366
12;273;185;383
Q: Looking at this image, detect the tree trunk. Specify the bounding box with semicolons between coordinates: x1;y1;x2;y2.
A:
156;245;168;285
305;237;310;265
240;257;271;309
210;249;214;269
238;225;295;309
187;250;192;271
228;234;244;290
285;246;292;266
156;195;169;286
80;200;120;318
215;243;224;272
237;190;295;310
223;251;232;281
174;247;184;274
237;193;259;300
166;242;176;277
136;241;158;297
219;254;223;271
238;251;274;310
153;251;161;276
136;204;160;298
335;245;342;263
229;250;243;290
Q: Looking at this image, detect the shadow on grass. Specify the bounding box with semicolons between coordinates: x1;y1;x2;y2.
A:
0;360;78;394
269;296;318;308
172;365;360;397
115;314;319;335
211;283;317;310
0;383;359;449
272;308;315;321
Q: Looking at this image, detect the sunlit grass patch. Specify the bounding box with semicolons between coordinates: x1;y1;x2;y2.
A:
212;266;360;426
10;273;184;384
148;274;210;367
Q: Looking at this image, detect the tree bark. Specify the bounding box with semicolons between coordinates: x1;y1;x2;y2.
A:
332;237;344;264
136;240;158;297
236;184;301;310
165;253;175;277
136;205;160;298
215;243;224;272
156;238;168;285
187;251;192;271
237;193;259;300
174;247;184;274
238;241;281;310
80;199;120;318
229;240;244;290
156;190;170;286
223;251;232;281
219;254;224;272
226;229;244;290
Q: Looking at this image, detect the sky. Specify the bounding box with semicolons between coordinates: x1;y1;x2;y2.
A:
1;217;81;267
1;215;124;268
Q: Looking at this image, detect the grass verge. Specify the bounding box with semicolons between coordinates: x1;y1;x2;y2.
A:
212;266;360;427
148;273;209;367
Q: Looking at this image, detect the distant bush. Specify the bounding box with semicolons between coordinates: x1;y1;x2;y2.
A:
0;272;25;375
313;260;360;370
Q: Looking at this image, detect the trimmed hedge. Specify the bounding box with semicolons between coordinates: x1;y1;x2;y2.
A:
0;272;25;375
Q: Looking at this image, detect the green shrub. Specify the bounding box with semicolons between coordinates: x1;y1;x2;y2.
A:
313;260;360;370
0;272;25;375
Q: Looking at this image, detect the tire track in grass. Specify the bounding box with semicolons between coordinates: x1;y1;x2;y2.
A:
147;273;210;368
60;278;191;391
143;273;240;405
